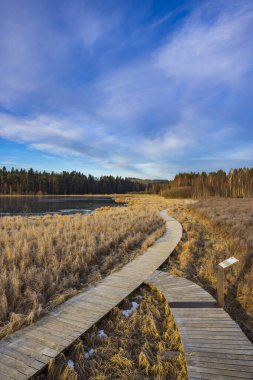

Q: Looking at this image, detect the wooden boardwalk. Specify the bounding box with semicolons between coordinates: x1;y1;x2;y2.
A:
0;211;182;380
146;270;253;380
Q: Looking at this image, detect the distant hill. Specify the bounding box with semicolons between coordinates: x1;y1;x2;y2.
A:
127;177;169;184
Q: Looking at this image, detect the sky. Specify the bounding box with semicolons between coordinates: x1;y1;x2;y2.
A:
0;0;252;179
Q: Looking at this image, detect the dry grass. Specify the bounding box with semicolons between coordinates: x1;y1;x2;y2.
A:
0;202;166;339
38;285;187;380
164;198;253;341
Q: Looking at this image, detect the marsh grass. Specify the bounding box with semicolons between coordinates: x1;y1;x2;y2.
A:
165;198;253;341
0;203;166;339
39;285;187;380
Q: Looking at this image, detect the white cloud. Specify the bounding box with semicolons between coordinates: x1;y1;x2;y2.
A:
139;129;192;159
0;113;141;175
0;114;82;143
154;4;253;86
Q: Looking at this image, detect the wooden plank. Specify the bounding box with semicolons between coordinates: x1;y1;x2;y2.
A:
0;352;36;378
185;343;253;350
186;351;253;361
187;359;253;373
186;355;253;368
177;322;237;327
0;346;43;371
179;327;242;332
183;339;253;347
182;332;248;338
0;360;27;380
54;315;91;329
146;270;253;380
9;345;49;365
34;322;80;340
5;334;59;361
175;317;238;321
187;365;253;379
187;370;242;380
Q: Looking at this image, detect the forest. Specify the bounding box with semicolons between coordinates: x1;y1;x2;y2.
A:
159;168;253;198
0;167;145;194
0;166;252;197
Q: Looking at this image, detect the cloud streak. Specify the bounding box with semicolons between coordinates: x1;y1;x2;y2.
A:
0;0;253;178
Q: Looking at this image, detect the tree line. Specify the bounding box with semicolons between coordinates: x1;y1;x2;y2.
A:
0;167;145;195
161;168;253;198
1;166;252;197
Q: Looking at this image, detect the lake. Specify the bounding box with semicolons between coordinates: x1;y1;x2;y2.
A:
0;196;121;216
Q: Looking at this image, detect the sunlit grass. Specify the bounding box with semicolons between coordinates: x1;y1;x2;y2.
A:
0;201;167;339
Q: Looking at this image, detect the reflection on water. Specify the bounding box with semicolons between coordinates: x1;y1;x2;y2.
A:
0;196;119;216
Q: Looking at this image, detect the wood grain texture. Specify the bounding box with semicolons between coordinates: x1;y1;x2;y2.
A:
146;270;253;380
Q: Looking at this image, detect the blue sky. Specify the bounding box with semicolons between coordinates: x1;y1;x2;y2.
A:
0;0;252;179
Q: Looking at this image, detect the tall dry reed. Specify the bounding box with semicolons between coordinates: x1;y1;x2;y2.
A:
0;204;165;339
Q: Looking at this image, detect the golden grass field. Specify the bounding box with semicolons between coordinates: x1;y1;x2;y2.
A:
0;199;167;340
39;285;187;380
166;198;253;341
1;194;253;379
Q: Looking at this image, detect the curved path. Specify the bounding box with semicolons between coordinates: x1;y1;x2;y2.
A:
146;270;253;380
0;210;182;380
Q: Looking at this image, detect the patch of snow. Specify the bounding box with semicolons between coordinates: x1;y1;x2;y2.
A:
122;301;139;317
67;359;75;370
134;295;143;300
98;329;107;338
85;348;96;359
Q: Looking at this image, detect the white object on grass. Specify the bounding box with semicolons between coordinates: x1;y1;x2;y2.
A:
85;348;96;359
122;301;139;317
67;360;75;370
98;329;107;338
219;257;239;269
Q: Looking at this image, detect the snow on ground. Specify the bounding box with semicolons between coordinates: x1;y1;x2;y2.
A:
122;301;139;317
85;348;96;359
98;329;107;338
67;359;75;370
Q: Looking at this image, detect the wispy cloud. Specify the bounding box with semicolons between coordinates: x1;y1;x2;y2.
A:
0;0;120;108
155;3;253;86
0;0;253;177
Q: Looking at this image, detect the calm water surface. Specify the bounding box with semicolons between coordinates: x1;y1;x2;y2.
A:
0;196;120;216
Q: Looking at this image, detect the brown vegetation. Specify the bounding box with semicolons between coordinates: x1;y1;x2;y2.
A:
38;285;187;380
165;198;253;341
0;203;165;340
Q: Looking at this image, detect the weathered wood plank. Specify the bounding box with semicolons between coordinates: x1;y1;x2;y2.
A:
187;365;253;379
0;361;28;380
0;352;36;378
187;359;253;374
0;346;44;371
186;355;253;368
147;270;253;380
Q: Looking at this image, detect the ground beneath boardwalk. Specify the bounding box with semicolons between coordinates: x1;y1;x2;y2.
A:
37;285;187;380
